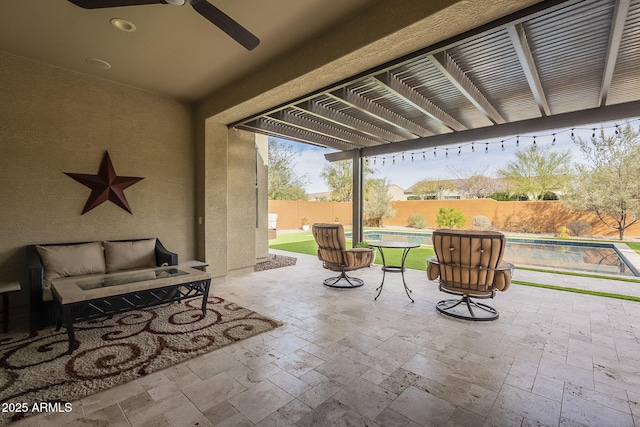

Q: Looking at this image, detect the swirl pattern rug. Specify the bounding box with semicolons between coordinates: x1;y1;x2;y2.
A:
0;296;282;425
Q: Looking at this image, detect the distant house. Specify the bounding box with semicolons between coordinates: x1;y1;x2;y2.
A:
387;184;407;201
404;179;461;200
308;192;331;201
308;184;407;201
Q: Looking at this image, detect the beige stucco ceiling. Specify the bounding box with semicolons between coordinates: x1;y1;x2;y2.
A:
0;0;378;101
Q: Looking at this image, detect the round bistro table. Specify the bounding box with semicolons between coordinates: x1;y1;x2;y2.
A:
368;241;420;302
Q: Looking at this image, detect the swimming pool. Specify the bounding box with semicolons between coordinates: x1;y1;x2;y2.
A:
351;230;639;277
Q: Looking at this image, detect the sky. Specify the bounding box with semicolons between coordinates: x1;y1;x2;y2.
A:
275;118;640;194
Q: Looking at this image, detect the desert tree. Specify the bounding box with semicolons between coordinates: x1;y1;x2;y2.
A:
364;177;396;227
497;145;571;200
448;167;506;199
564;124;640;240
320;159;376;202
268;139;309;200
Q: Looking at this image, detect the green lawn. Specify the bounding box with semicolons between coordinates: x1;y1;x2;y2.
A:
627;242;640;254
269;229;640;277
269;230;640;301
269;230;435;270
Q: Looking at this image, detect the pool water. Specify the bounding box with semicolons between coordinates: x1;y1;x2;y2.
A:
356;231;638;277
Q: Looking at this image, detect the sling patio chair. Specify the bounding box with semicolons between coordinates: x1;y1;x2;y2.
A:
312;223;375;288
427;229;514;321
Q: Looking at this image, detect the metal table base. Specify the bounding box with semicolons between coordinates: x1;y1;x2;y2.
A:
370;242;419;302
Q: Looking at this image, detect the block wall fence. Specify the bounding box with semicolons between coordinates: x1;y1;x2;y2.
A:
268;199;640;238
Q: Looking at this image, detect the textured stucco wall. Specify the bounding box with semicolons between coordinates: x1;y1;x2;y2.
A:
0;52;196;328
255;134;269;262
227;129;259;271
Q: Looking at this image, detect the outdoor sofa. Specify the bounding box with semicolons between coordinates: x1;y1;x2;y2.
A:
26;238;177;331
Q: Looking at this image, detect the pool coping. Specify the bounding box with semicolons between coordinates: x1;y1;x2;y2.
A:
349;229;640;278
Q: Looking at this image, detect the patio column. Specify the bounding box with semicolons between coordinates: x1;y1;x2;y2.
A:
352;149;364;245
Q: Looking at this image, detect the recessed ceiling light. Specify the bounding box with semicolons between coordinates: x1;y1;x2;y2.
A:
111;18;136;32
85;58;112;70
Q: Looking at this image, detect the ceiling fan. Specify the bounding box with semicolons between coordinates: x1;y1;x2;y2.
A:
67;0;260;50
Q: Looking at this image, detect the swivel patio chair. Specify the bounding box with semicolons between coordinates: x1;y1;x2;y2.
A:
427;229;514;321
312;223;375;288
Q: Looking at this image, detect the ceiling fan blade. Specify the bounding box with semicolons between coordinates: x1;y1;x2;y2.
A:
190;0;260;50
68;0;166;9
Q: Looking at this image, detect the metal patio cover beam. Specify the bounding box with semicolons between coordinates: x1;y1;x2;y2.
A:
292;101;402;143
599;0;631;106
271;110;379;148
325;100;640;161
243;119;357;151
507;23;551;116
373;72;466;132
327;89;433;139
429;51;506;125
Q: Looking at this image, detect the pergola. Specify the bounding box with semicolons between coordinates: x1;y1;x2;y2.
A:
232;0;640;241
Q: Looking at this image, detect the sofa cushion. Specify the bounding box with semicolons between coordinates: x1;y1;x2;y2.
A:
104;238;157;273
36;242;106;280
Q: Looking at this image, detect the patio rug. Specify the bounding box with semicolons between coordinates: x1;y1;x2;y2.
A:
254;253;297;272
0;296;282;425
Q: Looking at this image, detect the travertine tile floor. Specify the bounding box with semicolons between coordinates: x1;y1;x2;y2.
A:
14;249;640;426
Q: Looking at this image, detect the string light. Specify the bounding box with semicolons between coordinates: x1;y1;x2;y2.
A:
366;119;640;167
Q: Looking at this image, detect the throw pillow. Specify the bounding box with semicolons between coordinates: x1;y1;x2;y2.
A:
104;238;157;273
36;242;106;280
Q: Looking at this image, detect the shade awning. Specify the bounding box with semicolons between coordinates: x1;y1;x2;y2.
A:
232;0;640;160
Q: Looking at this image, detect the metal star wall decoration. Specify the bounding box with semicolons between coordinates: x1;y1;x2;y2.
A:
64;151;144;215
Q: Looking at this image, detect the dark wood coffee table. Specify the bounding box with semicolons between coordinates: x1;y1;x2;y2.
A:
51;265;211;354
